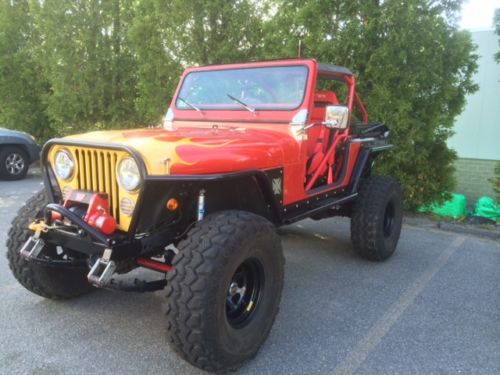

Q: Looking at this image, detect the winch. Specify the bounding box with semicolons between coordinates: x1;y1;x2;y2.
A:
51;190;117;235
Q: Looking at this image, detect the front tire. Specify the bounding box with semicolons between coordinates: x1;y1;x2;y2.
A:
351;176;403;261
6;190;94;299
165;211;284;372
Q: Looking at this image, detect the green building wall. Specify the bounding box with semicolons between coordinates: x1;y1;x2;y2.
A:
447;29;500;206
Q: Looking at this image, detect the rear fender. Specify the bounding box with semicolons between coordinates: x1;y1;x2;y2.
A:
348;146;390;194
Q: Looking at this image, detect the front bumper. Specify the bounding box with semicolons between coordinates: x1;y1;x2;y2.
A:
22;204;173;288
29;203;170;263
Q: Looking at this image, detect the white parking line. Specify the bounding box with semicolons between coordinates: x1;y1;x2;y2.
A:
332;236;466;375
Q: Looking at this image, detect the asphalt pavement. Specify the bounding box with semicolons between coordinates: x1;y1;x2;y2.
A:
1;170;499;374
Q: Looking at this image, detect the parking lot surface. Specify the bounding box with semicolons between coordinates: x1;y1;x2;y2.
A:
1;172;499;374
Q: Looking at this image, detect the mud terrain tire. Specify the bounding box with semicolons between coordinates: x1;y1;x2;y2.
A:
165;211;284;372
6;190;94;299
351;176;402;261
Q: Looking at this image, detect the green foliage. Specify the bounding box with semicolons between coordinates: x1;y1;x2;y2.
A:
129;0;265;124
490;162;500;203
495;8;500;63
0;0;52;140
128;0;181;124
32;0;139;135
0;0;478;209
160;0;264;65
492;10;499;202
262;0;478;209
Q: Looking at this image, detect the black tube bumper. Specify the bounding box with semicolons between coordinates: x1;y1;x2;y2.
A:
40;204;146;262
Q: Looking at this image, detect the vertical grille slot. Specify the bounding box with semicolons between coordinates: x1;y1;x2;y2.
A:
91;150;98;191
97;151;104;193
110;152;120;222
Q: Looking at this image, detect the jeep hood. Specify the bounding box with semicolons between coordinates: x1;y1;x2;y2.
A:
65;126;298;175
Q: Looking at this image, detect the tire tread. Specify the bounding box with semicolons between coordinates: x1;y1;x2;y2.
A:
165;210;284;372
351;176;402;261
6;190;93;299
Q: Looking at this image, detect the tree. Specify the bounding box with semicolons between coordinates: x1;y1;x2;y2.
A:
490;162;500;203
263;0;478;209
495;8;500;62
0;0;52;140
128;0;182;125
129;0;265;125
32;0;138;135
0;0;479;209
492;9;499;202
161;0;264;66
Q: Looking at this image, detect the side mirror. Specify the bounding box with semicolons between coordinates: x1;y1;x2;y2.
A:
324;105;349;129
163;107;175;131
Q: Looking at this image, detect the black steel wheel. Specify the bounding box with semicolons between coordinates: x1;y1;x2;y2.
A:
165;210;284;372
0;146;29;180
225;258;264;328
351;176;403;261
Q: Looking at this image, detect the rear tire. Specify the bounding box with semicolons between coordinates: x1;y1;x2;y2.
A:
0;146;29;180
165;211;284;372
6;190;94;299
351;176;402;261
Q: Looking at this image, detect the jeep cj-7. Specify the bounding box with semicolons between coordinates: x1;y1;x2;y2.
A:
7;59;402;372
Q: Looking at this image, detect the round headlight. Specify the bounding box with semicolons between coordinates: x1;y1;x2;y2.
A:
117;157;141;191
54;150;74;180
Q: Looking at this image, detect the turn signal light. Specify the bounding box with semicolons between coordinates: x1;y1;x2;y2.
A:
166;198;179;211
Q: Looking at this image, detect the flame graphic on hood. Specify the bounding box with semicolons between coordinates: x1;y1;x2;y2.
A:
152;135;237;172
66;127;288;175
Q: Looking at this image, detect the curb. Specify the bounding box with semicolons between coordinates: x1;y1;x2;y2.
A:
404;215;500;241
28;164;41;176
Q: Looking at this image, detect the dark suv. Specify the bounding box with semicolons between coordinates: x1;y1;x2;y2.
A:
0;128;40;180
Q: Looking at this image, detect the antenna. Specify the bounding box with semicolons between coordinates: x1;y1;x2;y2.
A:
298;40;302;57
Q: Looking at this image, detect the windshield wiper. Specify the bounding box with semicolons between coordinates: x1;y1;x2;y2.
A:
177;96;201;112
226;94;255;113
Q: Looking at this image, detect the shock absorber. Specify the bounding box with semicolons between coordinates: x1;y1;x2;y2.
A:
198;189;206;221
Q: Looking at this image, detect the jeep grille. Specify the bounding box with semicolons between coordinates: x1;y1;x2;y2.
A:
73;148;121;225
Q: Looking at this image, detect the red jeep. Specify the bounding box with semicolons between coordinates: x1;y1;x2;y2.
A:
7;59;402;372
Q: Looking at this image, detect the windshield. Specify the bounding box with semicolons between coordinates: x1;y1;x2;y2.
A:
176;65;308;111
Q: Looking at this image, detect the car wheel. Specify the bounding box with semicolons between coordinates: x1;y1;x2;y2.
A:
0;146;29;180
350;176;403;261
165;210;284;372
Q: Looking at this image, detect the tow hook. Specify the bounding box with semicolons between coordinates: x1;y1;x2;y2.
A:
19;230;45;260
87;248;116;287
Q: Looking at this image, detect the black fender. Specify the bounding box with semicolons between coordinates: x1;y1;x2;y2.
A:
138;169;284;234
348;144;392;194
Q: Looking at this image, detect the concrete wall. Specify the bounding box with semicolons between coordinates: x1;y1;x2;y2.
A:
448;29;500;160
454;158;497;206
447;29;499;205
